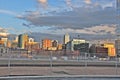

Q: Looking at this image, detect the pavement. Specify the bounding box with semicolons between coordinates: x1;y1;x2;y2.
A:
0;66;120;76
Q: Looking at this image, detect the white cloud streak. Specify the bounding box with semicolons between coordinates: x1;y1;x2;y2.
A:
46;24;117;35
0;9;17;16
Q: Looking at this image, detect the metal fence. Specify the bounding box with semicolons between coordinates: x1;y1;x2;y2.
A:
0;50;120;77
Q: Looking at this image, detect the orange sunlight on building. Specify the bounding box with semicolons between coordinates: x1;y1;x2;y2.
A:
103;43;116;57
42;39;52;50
57;44;63;50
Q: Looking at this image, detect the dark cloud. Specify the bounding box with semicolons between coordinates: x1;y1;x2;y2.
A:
18;6;117;30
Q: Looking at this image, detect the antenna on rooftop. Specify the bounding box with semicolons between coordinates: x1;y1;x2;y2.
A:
78;35;80;39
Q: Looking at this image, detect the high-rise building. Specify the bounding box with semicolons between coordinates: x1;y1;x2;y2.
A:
117;0;120;10
115;39;120;56
18;34;29;49
66;39;86;51
42;39;52;50
63;33;70;44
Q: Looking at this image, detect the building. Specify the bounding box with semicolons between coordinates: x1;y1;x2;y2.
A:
115;39;120;56
103;43;116;57
18;34;29;49
27;38;40;52
95;47;108;58
42;39;52;50
89;43;115;58
66;39;86;51
63;33;70;44
0;37;8;47
74;43;89;55
116;0;120;16
57;44;63;50
52;40;58;47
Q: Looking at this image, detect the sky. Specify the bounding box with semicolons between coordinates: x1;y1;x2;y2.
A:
0;0;120;41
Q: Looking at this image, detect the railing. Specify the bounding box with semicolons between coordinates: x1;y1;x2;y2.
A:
0;50;120;77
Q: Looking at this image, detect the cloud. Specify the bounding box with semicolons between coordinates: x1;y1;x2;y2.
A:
84;0;91;4
18;6;117;30
0;27;9;36
65;0;73;8
0;9;17;16
42;24;117;35
37;0;48;8
16;0;118;39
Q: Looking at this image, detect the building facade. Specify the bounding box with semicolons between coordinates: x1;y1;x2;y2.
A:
66;39;86;51
63;33;70;44
103;43;116;57
52;40;58;47
74;43;89;54
18;34;29;49
42;39;52;50
115;40;120;56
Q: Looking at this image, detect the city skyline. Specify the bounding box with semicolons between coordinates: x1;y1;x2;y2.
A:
0;0;120;41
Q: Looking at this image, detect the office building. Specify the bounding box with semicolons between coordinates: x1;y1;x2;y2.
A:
63;33;70;44
66;39;86;51
42;39;52;50
18;34;29;49
103;43;116;57
74;43;89;54
115;39;120;56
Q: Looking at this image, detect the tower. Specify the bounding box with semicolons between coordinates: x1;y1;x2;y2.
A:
115;34;120;56
64;33;70;44
18;34;29;49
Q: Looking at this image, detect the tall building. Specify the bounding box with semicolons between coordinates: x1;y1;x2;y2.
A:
117;0;120;15
18;34;29;49
42;39;52;50
63;33;70;44
66;39;86;51
74;43;89;54
115;39;120;56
